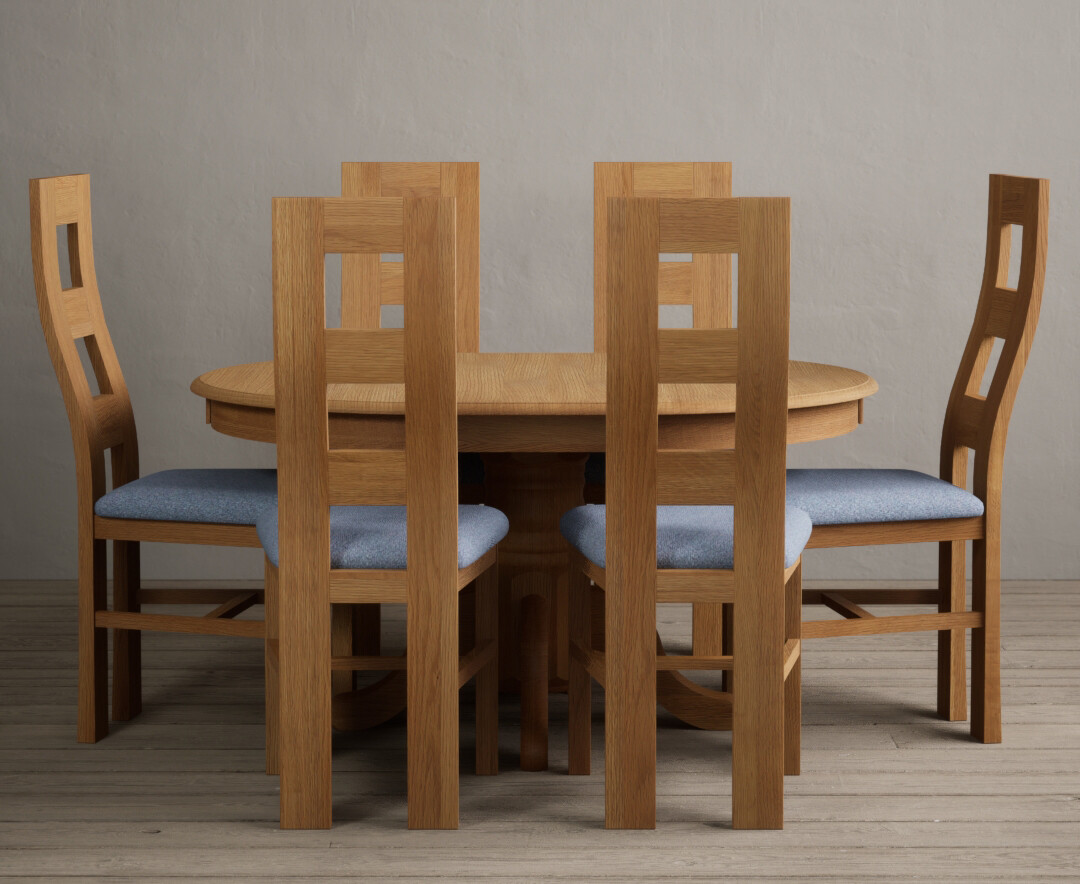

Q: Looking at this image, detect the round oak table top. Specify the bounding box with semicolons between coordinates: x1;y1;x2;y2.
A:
191;353;877;451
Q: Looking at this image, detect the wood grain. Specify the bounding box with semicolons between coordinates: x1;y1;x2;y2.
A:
403;196;460;829
192;355;876;418
604;196;659;829
340;162;479;352
271;196;333;829
730;197;790;830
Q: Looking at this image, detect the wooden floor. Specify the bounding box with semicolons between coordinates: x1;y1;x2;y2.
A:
1;579;1077;881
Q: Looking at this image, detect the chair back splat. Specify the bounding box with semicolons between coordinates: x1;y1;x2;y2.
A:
341;162;479;352
594;162;733;351
30;174;140;510
941;175;1049;504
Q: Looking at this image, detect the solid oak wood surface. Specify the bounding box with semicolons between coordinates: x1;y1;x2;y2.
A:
269;195;500;830
193;355;876;419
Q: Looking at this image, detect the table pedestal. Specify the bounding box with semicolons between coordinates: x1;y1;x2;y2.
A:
482;453;587;769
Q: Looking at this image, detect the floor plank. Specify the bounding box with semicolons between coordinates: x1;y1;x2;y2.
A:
0;580;1078;880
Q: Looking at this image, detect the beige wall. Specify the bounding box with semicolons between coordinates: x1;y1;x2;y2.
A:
2;0;1077;580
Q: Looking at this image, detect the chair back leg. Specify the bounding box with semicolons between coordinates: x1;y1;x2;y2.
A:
77;534;109;742
567;566;593;776
971;532;1003;742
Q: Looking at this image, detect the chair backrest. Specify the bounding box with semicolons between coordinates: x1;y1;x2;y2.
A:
594;162;733;351
940;175;1048;506
341;162;478;352
606;192;790;620
30;174;139;510
272;194;457;587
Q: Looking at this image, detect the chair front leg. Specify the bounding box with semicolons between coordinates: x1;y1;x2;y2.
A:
732;572;785;830
407;575;460;829
264;560;280;776
784;561;802;777
111;539;142;722
937;538;968;721
604;577;656;829
474;561;499;776
78;533;109;743
279;567;333;829
567;565;592;776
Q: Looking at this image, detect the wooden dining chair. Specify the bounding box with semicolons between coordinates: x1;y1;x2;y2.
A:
337;163;484;693
561;195;806;828
788;174;1049;744
30;174;277;745
589;163;736;667
265;194;506;829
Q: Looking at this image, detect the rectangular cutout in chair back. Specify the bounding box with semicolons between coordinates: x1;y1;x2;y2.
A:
978;335;1005;398
1006;224;1022;290
659;305;692;329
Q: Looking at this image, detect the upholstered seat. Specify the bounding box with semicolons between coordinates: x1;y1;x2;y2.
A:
785;469;985;525
560;504;812;571
256;504;509;570
93;469;277;525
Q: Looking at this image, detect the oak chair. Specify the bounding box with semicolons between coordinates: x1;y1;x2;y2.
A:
30;174;277;745
337;163;483;692
265;194;506;829
561;195;806;828
789;174;1048;743
588;163;736;665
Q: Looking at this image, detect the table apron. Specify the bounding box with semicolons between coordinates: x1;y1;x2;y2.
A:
206;399;861;451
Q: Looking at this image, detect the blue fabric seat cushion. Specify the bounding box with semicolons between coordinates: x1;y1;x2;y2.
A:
785;469;985;525
257;504;509;570
560;504;812;571
93;469;277;525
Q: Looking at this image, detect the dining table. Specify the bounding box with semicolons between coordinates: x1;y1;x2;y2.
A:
192;352;877;770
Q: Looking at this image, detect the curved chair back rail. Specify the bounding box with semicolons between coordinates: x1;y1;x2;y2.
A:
340;162;479;352
30;174;140;512
941;174;1049;506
